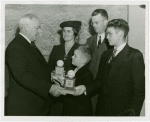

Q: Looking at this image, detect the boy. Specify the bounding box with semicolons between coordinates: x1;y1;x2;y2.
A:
62;44;94;116
74;19;145;116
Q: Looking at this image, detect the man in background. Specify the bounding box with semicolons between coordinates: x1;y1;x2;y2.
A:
5;14;63;116
86;9;112;114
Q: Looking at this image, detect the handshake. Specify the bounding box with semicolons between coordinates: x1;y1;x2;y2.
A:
49;84;86;97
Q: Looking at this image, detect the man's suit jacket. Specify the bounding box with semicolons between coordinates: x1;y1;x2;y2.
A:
5;34;52;116
86;44;145;116
63;64;93;116
86;34;112;78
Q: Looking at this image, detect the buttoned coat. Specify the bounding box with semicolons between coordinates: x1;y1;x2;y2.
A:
86;44;145;116
5;34;52;116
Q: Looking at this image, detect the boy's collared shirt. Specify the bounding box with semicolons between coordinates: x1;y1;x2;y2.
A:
114;42;127;56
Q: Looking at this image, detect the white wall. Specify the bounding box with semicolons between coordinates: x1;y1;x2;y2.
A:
128;5;145;58
128;5;145;116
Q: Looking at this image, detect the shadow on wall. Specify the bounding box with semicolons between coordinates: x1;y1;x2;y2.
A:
57;29;64;45
88;19;96;36
15;26;20;37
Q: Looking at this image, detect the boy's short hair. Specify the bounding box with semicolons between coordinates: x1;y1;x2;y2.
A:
75;44;93;64
106;19;129;38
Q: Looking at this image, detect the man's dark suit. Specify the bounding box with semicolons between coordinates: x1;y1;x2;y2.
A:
5;34;52;116
86;44;145;116
86;34;112;114
86;34;112;79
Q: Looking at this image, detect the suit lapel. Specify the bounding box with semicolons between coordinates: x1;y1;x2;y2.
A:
106;44;129;83
59;43;65;60
96;37;108;56
65;43;78;59
93;36;109;57
18;34;48;66
60;43;78;61
104;49;113;78
31;46;48;66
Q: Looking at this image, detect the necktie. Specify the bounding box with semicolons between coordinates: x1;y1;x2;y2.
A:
109;49;117;63
97;36;101;48
31;41;44;59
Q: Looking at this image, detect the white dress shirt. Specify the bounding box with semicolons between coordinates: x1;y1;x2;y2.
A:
114;42;127;57
19;32;31;44
97;33;105;46
74;68;79;74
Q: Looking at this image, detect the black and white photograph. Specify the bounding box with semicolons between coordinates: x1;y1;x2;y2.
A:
0;0;149;121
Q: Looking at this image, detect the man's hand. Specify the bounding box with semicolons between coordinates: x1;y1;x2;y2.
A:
74;85;86;96
49;84;66;97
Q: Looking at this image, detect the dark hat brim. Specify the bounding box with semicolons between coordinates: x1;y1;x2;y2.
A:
60;21;82;31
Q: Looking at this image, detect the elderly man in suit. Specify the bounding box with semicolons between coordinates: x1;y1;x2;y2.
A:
75;19;145;116
5;14;63;116
86;9;112;114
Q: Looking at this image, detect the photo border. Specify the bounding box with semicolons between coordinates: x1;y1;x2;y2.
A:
1;0;149;121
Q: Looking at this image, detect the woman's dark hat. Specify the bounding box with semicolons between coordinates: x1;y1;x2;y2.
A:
60;21;82;31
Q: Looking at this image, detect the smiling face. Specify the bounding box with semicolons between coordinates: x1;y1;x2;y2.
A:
91;14;107;34
62;27;75;42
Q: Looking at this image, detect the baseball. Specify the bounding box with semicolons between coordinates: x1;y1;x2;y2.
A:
67;70;75;78
57;60;64;67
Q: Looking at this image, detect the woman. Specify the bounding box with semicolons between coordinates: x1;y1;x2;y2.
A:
48;20;82;116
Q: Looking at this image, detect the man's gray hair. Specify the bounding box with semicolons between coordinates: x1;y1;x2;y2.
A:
19;14;38;30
